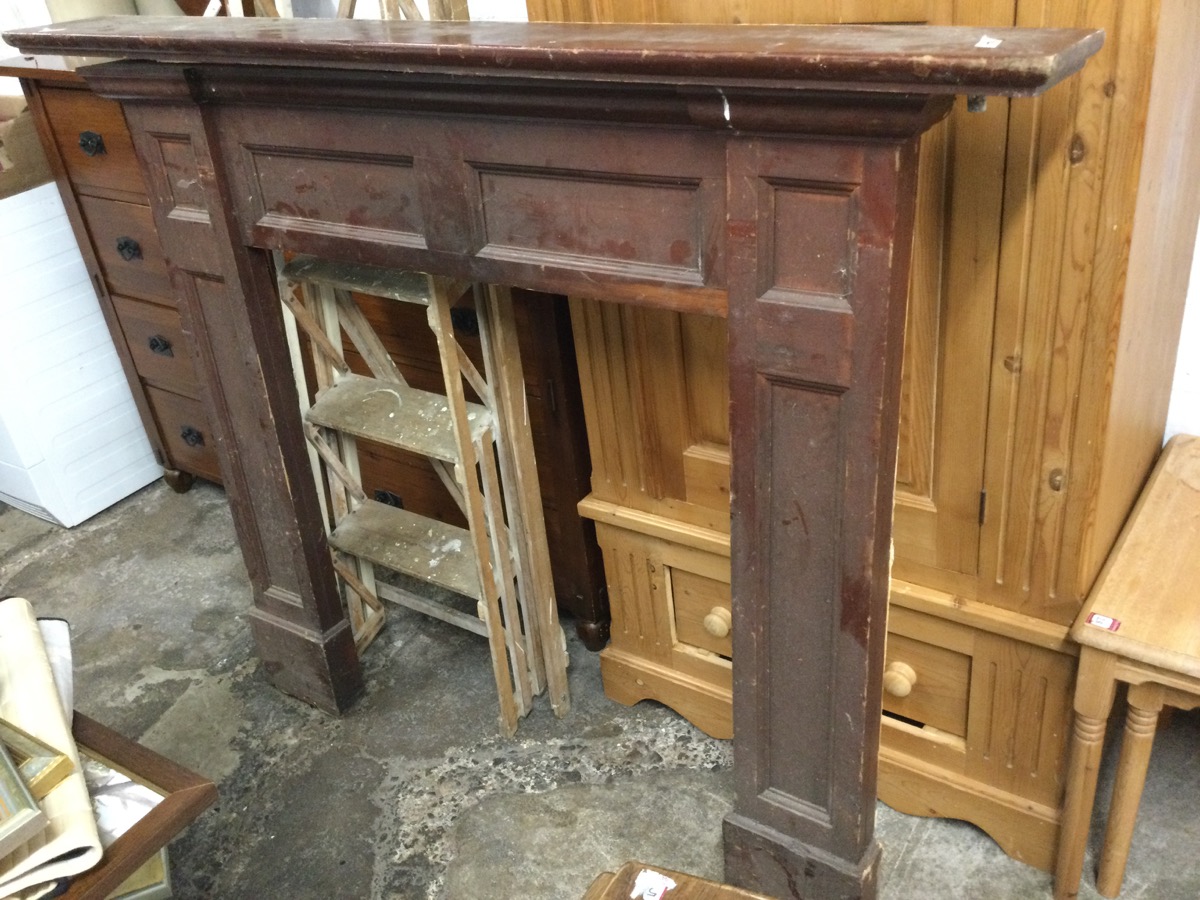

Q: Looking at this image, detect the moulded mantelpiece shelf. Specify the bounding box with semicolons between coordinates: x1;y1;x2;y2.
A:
307;373;490;463
329;498;481;600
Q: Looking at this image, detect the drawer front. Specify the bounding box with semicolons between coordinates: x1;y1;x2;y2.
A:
145;387;221;483
39;86;146;198
77;195;173;302
672;567;731;659
882;632;970;738
113;295;198;394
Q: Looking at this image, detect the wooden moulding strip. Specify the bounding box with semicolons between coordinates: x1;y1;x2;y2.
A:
577;495;731;558
889;578;1075;654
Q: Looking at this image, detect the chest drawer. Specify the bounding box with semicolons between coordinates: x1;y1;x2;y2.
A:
672;567;731;659
39;86;146;198
77;195;173;302
882;631;971;739
113;295;198;394
145;387;222;485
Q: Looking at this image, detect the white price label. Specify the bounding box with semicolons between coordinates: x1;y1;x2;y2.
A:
630;869;677;899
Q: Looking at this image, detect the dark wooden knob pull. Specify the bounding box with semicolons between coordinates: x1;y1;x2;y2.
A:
116;236;142;261
78;130;106;157
148;335;173;357
180;426;205;447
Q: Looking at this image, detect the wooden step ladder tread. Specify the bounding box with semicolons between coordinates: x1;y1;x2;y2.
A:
307;373;490;463
283;255;436;305
330;499;481;600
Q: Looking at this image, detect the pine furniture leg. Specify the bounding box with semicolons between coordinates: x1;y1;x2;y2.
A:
1055;647;1118;900
1095;682;1164;897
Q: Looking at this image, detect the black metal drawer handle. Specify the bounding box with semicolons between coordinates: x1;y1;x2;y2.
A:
116;236;142;261
78;130;106;157
180;426;205;448
148;335;174;357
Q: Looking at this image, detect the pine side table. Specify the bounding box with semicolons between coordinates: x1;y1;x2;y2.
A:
1055;434;1200;899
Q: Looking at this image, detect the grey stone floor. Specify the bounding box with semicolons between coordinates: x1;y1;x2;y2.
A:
1;480;1197;899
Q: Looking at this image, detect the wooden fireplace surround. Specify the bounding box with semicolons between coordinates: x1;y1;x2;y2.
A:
6;18;1100;898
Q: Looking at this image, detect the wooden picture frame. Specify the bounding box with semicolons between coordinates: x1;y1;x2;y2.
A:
62;713;216;900
0;738;47;861
0;718;74;801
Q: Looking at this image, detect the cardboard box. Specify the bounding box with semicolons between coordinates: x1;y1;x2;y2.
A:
0;96;52;199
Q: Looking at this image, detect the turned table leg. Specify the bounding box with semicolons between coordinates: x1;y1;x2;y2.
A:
1055;648;1118;900
1095;683;1165;897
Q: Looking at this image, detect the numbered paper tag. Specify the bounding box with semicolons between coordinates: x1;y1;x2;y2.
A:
975;35;1003;48
630;869;677;899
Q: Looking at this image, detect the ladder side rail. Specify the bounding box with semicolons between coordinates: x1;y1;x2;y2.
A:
479;284;570;716
427;275;526;733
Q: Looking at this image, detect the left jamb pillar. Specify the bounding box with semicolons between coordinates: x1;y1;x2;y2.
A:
89;62;363;713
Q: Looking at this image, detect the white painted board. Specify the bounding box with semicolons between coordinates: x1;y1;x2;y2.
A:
0;182;161;525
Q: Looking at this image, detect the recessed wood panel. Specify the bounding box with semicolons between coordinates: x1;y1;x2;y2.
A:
474;164;706;284
246;147;425;247
761;179;857;300
762;375;843;812
151;134;207;217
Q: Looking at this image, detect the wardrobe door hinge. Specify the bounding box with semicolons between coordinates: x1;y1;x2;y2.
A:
979;490;987;525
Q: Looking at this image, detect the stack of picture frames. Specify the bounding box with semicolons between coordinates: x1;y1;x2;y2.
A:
0;719;74;858
1;595;217;898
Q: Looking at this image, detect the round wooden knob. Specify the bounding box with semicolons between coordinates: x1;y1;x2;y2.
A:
883;661;917;698
703;607;732;639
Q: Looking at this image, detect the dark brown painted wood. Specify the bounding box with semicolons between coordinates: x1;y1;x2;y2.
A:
124;89;363;714
9;18;1100;96
2;19;1100;898
722;131;928;898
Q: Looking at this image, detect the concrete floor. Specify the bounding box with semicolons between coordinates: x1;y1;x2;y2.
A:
1;480;1197;899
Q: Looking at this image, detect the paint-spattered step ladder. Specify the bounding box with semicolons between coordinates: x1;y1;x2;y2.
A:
276;253;569;735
